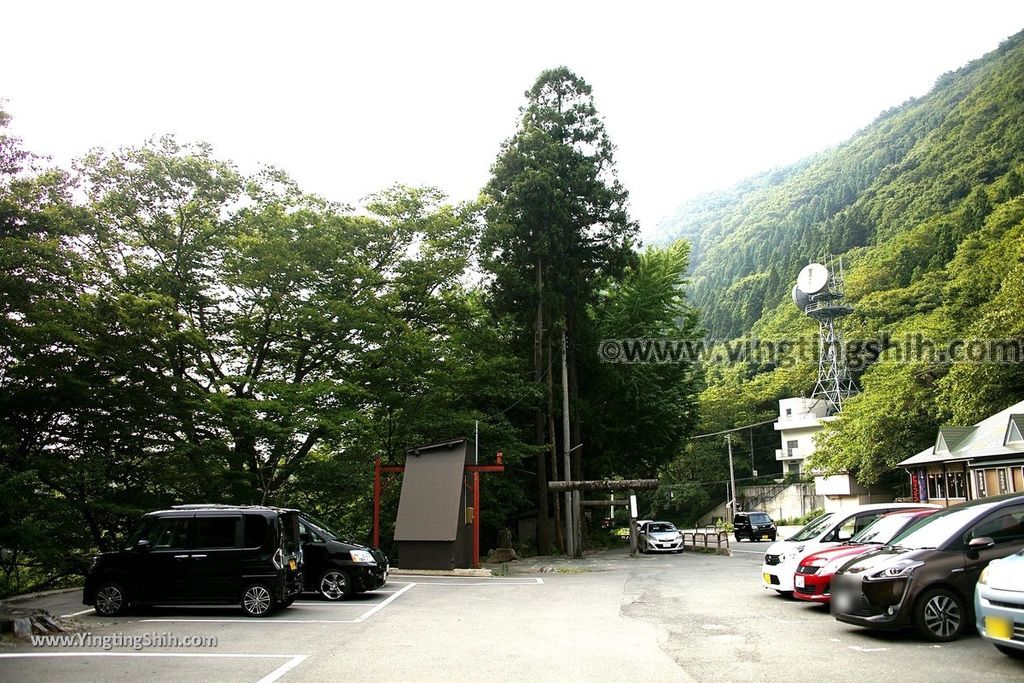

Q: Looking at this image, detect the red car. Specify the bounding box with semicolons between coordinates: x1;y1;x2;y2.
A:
793;508;938;603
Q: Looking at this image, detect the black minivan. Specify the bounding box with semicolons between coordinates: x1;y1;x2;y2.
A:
84;505;303;617
734;511;778;542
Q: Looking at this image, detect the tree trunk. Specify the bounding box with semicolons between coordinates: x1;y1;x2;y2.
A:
533;255;551;554
547;336;564;552
567;299;582;482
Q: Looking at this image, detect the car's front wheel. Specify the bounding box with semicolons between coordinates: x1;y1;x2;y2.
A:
94;582;129;617
913;588;965;642
319;569;353;601
241;582;277;617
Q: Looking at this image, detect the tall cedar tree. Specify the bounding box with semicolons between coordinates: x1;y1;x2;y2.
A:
482;68;636;552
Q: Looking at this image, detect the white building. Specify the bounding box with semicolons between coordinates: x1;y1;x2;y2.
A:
774;396;892;512
773;397;830;476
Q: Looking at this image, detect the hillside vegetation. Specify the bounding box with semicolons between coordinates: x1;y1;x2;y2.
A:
658;30;1024;489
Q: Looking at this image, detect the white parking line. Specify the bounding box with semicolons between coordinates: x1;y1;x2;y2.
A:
351;582;415;622
0;652;309;682
259;654;309;683
141;582;418;625
412;578;545;586
59;608;95;618
133;577;542;625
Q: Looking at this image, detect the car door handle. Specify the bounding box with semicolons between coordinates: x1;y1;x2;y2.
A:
191;554;207;559
173;554;189;560
950;568;964;574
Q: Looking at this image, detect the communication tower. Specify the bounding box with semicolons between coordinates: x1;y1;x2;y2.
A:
792;257;858;415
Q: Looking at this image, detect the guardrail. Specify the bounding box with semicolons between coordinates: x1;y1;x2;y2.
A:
682;531;730;553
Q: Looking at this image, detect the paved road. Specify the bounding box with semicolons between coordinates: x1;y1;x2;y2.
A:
2;550;1021;682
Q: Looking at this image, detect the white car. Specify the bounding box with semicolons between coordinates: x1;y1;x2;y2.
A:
761;503;939;593
975;548;1024;659
639;521;684;553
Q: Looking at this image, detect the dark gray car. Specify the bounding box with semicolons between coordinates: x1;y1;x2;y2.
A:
831;492;1024;641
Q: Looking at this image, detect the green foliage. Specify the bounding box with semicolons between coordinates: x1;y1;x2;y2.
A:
810;364;942;485
661;32;1024;489
585;241;703;477
478;68;701;552
0;75;705;590
661;31;1024;340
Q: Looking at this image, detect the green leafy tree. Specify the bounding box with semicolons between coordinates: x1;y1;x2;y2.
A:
481;67;637;551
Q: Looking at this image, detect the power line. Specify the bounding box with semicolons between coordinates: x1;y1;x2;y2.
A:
689;418;776;440
481;362;552;422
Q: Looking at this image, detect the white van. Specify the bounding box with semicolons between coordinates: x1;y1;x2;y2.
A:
760;502;940;593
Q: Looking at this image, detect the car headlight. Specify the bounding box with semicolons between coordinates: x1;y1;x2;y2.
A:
801;558;828;573
350;550;376;564
868;559;923;580
978;566;989;586
780;545;805;563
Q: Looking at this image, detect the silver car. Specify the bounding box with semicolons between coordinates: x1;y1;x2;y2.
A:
639;521;683;553
975;548;1024;659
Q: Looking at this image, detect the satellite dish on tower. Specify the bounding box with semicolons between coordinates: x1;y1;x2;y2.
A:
792;284;810;311
797;263;830;295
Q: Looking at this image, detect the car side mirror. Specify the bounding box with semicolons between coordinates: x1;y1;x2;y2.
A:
135;539;151;552
300;532;312;543
967;536;995;559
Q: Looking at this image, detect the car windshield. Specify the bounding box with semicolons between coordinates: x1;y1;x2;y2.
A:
749;514;772;525
851;512;927;545
123;517;152;550
303;515;340;540
788;513;835;542
889;506;986;550
648;523;677;533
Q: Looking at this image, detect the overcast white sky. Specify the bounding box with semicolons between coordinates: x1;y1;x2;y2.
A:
6;1;1024;241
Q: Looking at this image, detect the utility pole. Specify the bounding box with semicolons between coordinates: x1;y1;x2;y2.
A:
726;434;737;523
561;330;575;558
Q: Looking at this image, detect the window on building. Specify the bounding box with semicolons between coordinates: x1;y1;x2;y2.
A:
785;408;792;417
927;471;944;500
787;440;798;457
947;470;966;498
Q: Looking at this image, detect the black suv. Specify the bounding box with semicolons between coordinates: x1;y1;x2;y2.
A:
84;505;303;617
298;516;389;600
734;511;777;542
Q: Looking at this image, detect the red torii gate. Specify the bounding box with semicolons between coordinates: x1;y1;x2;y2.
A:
373;451;505;569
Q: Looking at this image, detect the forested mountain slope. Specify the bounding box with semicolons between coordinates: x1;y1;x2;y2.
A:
656;30;1024;492
660;30;1024;341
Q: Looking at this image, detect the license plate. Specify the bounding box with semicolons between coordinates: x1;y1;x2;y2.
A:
795;575;805;588
289;559;297;571
763;572;771;585
985;616;1014;639
834;593;851;613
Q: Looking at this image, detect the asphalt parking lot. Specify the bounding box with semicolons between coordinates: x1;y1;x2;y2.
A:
2;549;1022;682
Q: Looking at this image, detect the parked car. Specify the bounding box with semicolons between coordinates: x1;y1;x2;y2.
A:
639;521;683;553
734;511;777;542
299;515;389;600
831;492;1024;642
975;548;1024;658
84;504;303;617
794;508;937;603
761;503;938;594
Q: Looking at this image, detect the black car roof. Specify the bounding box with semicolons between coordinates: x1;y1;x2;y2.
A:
149;504;300;515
